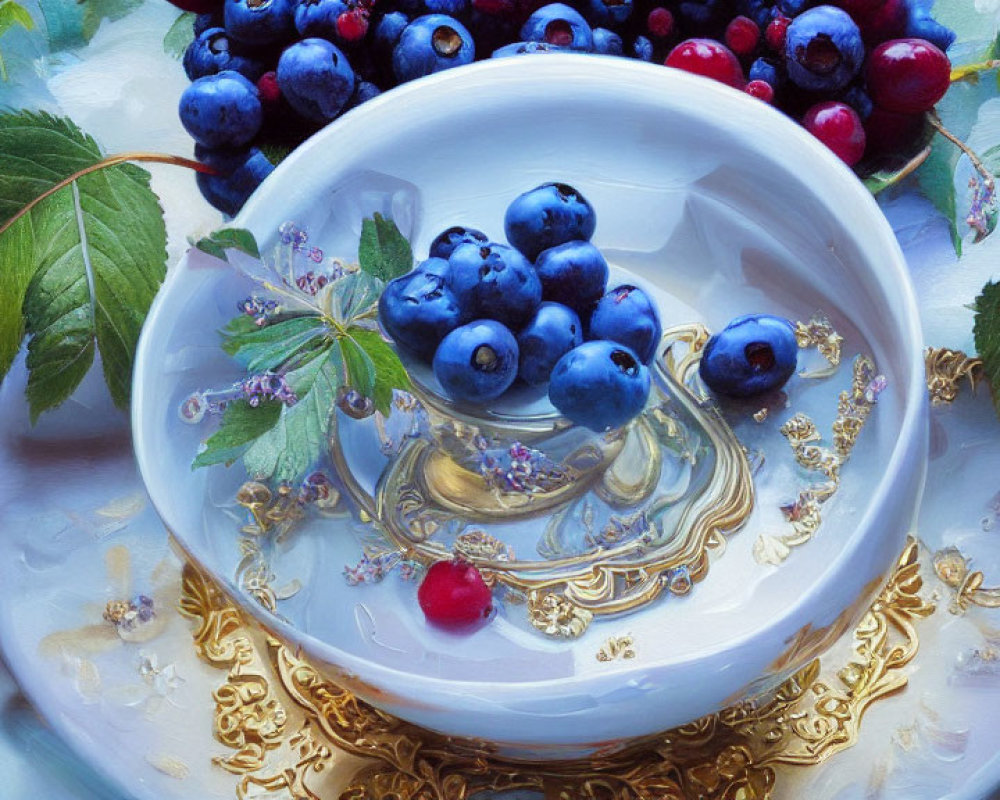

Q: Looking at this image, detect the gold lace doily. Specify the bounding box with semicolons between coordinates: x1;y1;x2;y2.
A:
179;537;933;800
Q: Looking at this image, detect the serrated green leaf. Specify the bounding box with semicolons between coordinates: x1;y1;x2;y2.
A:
243;349;342;483
3;113;167;421
0;214;35;380
163;10;195;59
0;111;104;227
326;270;384;326
339;333;375;400
222;315;328;373
195;227;261;261
918;130;963;255
192;399;283;468
974;280;1000;416
346;326;411;416
358;213;412;282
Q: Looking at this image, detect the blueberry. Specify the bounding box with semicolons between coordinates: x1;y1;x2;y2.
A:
277;39;355;124
517;302;583;385
777;0;812;14
448;242;542;329
631;34;654;61
841;84;873;120
585;0;633;29
294;0;348;40
699;314;798;398
520;3;593;51
588;284;662;364
433;319;519;403
677;0;726;35
179;71;263;149
375;10;411;55
784;6;864;93
225;0;296;45
194;11;223;35
591;27;624;55
194;145;275;216
748;56;783;88
504;182;596;262
393;14;475;83
429;226;489;259
549;341;650;432
905;7;956;53
346;80;382;110
533;240;608;317
424;0;470;16
183;28;266;81
491;40;567;57
378;259;466;361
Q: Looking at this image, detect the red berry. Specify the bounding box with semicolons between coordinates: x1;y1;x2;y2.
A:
725;16;760;58
866;38;950;114
764;14;790;52
665;38;745;89
864;106;925;155
417;560;493;630
856;0;907;46
256;71;282;106
164;0;221;12
647;7;674;39
745;79;774;104
336;9;369;42
803;101;866;166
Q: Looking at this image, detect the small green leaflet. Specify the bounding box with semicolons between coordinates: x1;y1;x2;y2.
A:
222;315;328;374
341;326;410;416
358;213;413;282
37;0;141;51
194;227;261;262
0;0;34;82
0;112;168;421
974;280;1000;416
192;399;283;469
163;11;195;59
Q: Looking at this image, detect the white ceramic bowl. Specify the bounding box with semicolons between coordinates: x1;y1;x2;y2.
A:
133;55;927;759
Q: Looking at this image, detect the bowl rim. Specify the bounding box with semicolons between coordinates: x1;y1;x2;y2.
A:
134;54;927;704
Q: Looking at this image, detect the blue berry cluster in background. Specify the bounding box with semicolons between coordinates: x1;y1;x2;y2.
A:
378;183;658;431
176;0;957;215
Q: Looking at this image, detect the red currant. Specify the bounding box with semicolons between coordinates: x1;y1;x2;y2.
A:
417;560;493;630
745;79;775;104
336;9;369;42
856;0;907;46
725;16;760;58
647;7;674;39
803;101;866;167
256;71;282;107
665;38;745;89
764;14;790;52
865;38;950;114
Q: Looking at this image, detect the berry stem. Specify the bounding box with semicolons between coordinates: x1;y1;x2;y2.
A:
0;152;216;238
950;60;1000;84
928;110;995;191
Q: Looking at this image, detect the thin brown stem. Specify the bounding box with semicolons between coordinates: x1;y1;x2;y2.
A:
928;109;995;190
0;152;215;238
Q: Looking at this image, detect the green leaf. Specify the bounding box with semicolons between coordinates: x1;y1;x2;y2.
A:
80;0;142;42
918;129;963;256
192;399;283;468
243;348;342;483
1;113;168;421
37;0;84;51
163;11;195;59
222;315;328;373
0;111;105;228
345;326;411;416
0;214;36;380
0;0;34;36
194;227;261;262
358;213;412;282
339;333;375;400
974;280;1000;416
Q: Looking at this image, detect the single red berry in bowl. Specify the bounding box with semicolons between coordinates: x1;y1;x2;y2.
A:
256;71;282;106
418;559;493;631
647;7;674;39
803;100;866;167
665;38;745;89
725;15;760;58
745;79;774;104
336;8;369;42
865;37;951;114
764;13;790;52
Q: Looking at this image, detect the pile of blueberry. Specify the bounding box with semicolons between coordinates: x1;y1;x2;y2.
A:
173;0;956;215
377;182;660;432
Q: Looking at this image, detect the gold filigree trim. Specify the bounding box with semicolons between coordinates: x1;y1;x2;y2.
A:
597;635;636;662
754;356;882;566
933;546;1000;613
925;347;983;405
795;313;844;377
183;538;934;800
527;590;594;638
